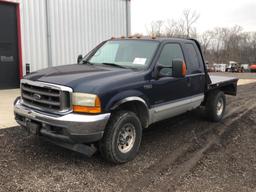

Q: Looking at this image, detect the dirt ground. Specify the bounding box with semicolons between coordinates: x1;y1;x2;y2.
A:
0;73;256;192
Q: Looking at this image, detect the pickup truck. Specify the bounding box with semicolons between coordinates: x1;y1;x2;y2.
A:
14;37;238;164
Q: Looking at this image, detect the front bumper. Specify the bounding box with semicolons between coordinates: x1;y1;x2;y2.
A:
14;99;110;144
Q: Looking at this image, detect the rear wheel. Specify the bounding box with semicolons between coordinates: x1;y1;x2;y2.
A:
99;110;142;164
205;91;226;122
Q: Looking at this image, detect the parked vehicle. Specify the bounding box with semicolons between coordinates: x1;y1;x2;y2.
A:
241;64;250;72
250;64;256;72
226;63;244;73
213;64;227;72
206;64;215;72
14;37;238;163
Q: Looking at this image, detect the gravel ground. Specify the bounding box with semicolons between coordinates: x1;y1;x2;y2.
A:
0;76;256;191
175;108;256;192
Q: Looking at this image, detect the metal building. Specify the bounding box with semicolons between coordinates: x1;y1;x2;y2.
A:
0;0;131;89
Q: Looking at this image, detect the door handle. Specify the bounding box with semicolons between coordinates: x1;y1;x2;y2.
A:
186;77;191;87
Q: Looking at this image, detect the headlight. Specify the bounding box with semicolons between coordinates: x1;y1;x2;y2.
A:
72;93;101;113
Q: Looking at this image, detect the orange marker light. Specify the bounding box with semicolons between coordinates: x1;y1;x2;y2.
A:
73;105;101;114
182;63;187;77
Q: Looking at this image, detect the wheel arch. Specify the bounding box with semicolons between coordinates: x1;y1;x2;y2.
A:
109;96;150;128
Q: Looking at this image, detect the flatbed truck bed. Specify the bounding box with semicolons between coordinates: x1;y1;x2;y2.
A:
208;75;238;96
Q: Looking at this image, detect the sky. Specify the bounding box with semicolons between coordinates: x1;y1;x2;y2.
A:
131;0;256;34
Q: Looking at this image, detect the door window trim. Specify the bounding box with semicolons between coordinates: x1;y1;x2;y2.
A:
153;42;188;78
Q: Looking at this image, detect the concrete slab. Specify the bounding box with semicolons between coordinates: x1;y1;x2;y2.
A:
238;79;256;85
0;89;19;129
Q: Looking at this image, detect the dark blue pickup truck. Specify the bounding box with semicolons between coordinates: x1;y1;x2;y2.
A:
14;37;238;163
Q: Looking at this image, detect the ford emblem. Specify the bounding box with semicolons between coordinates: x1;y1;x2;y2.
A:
33;93;42;100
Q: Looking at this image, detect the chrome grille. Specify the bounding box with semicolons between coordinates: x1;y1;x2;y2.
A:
21;80;71;113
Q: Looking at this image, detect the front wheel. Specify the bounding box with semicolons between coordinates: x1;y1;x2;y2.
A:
99;110;142;164
205;91;226;122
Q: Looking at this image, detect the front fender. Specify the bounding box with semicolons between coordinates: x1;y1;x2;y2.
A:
104;90;150;111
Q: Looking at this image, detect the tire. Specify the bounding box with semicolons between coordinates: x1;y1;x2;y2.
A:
205;91;226;122
99;110;142;164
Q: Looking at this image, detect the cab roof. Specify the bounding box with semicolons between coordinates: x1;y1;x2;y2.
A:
109;36;196;43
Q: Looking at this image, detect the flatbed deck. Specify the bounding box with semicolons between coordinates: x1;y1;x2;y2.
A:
208;75;239;95
210;75;238;85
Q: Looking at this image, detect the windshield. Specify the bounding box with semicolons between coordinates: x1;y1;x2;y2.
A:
88;40;159;69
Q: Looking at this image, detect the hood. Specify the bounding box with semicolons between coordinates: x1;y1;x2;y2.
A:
25;64;143;93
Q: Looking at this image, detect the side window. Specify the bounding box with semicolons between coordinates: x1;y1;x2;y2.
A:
158;44;185;76
184;43;201;74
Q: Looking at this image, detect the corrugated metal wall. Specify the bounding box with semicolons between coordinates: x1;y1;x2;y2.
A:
20;0;49;73
19;0;129;74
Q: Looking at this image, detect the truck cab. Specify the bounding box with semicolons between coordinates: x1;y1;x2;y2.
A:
14;37;238;163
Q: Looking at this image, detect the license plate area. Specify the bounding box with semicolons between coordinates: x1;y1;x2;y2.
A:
24;118;41;135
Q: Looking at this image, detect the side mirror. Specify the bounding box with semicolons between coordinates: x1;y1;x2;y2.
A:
156;59;186;79
157;64;172;78
77;54;83;64
172;59;186;78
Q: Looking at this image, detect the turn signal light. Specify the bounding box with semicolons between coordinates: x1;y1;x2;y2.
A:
73;105;101;114
182;63;187;77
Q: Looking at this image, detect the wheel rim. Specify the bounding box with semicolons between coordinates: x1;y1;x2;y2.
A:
216;98;224;116
117;123;136;153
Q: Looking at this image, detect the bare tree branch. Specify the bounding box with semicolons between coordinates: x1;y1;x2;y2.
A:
182;9;200;38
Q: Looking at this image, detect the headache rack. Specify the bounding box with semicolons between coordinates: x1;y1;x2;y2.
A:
20;80;72;114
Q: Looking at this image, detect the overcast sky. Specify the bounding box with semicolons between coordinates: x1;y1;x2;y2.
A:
131;0;256;34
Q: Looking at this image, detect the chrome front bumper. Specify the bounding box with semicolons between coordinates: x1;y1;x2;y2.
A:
14;99;110;143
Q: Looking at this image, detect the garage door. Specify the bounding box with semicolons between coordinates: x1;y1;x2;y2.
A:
0;3;19;89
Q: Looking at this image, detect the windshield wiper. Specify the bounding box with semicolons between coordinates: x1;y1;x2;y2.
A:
101;62;127;69
82;60;94;65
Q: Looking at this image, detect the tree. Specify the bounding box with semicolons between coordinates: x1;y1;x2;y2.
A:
199;31;214;56
165;19;186;38
146;20;164;37
182;9;200;38
144;11;256;65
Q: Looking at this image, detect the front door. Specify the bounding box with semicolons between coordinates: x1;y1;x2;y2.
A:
147;43;203;123
0;3;20;89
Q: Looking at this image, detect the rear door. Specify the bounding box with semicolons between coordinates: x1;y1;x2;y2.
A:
0;3;20;89
182;43;206;96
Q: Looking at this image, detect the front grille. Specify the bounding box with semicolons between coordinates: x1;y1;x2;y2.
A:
21;81;71;113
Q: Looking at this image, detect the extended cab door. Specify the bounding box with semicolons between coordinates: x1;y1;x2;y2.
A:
147;42;204;123
182;42;206;96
